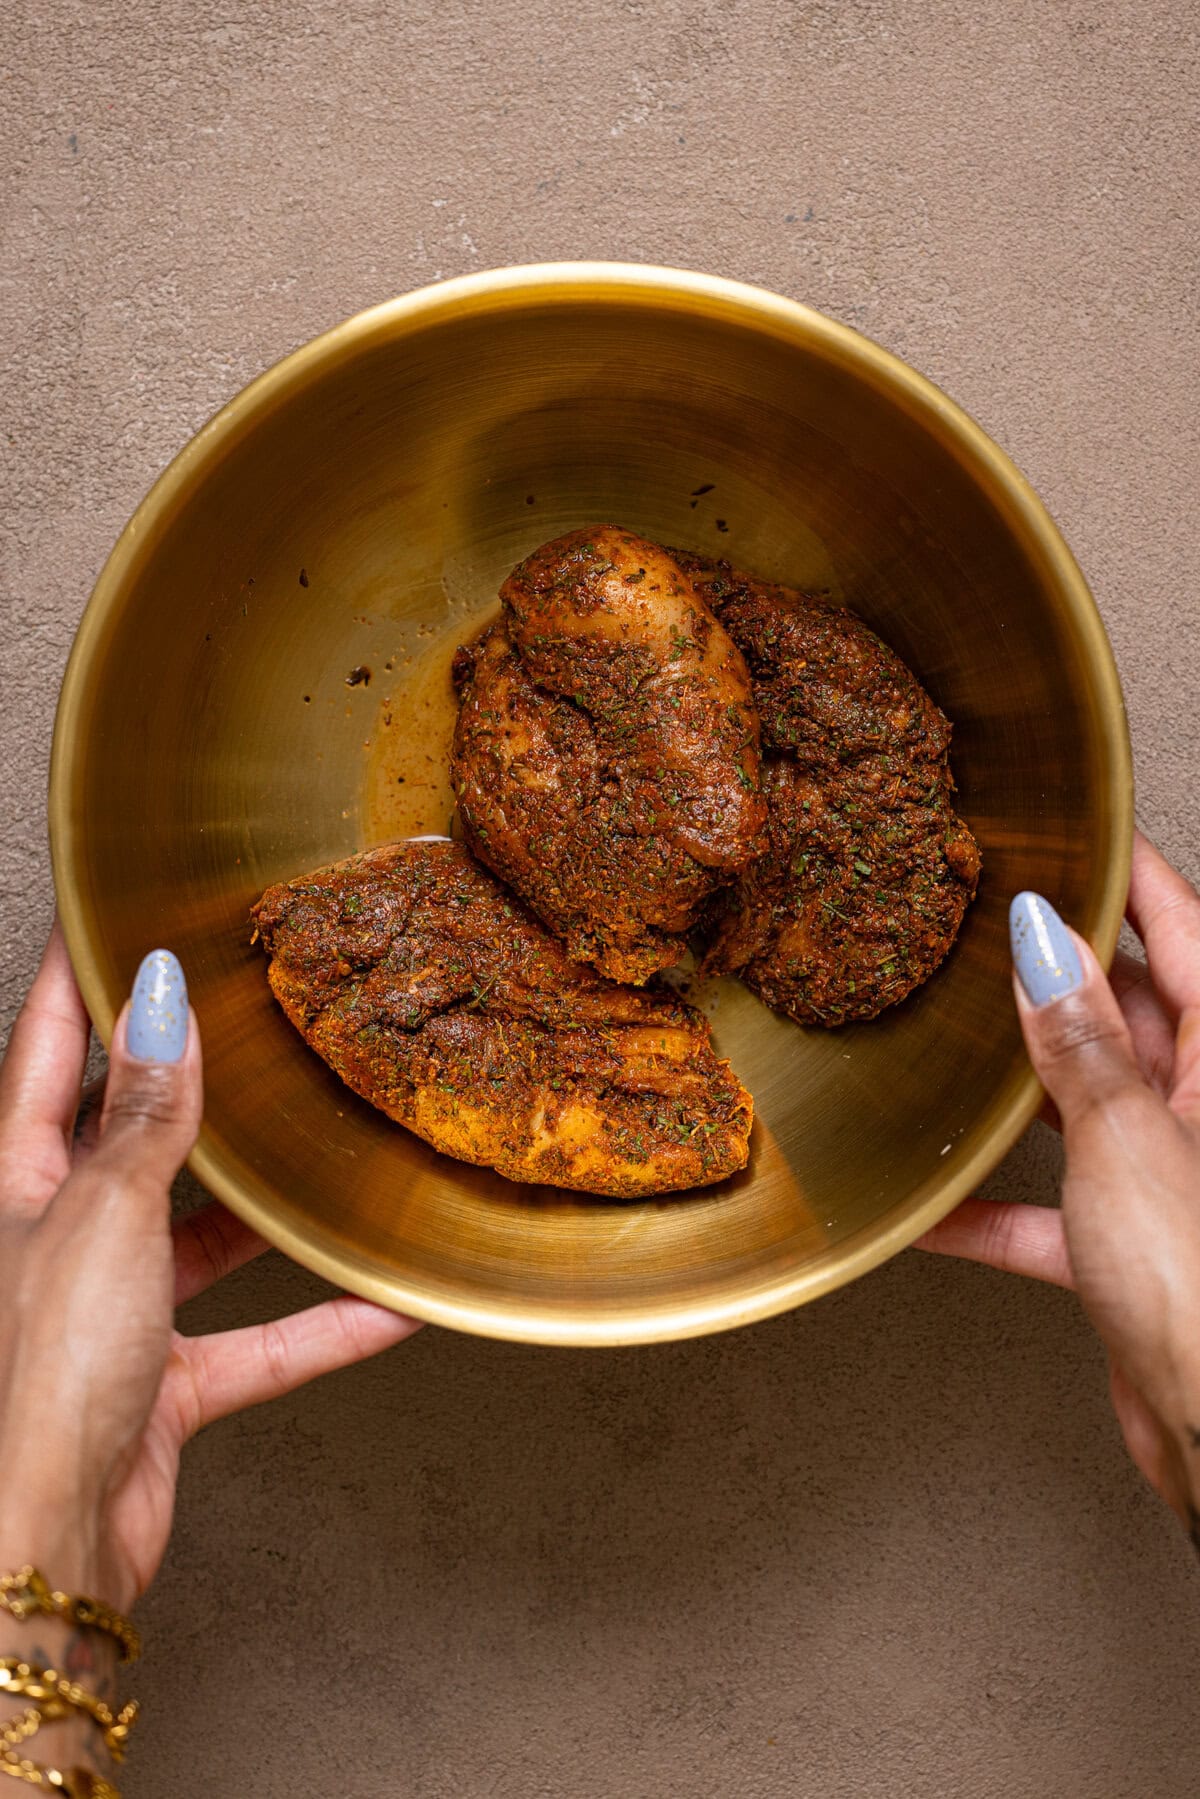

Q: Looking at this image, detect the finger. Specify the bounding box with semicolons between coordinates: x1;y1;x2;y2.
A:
91;951;202;1196
1010;894;1146;1127
1110;948;1176;1094
1125;830;1200;1016
179;1296;423;1433
71;1075;107;1166
0;921;91;1211
914;1198;1074;1288
1168;1011;1200;1120
173;1201;269;1304
1030;956;1175;1111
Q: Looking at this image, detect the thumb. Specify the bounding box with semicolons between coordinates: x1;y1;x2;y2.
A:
1010;891;1144;1124
94;949;203;1188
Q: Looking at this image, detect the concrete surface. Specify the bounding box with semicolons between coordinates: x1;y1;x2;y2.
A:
3;1;1200;1793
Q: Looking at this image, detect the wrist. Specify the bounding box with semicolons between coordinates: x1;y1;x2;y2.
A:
0;1520;106;1602
0;1451;110;1603
0;1407;113;1578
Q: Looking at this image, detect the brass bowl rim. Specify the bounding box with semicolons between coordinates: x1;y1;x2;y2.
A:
49;261;1134;1346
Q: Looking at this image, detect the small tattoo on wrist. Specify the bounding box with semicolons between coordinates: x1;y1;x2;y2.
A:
18;1632;117;1774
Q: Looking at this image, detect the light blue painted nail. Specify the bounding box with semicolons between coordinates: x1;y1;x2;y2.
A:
128;949;188;1062
1009;892;1083;1006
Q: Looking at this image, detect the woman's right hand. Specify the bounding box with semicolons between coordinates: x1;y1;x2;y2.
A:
919;831;1200;1542
0;931;423;1618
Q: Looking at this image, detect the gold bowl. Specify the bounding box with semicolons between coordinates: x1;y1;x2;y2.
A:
50;264;1132;1345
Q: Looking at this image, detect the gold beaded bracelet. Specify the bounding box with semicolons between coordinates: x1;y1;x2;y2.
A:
0;1751;120;1795
0;1573;139;1667
1;1703;120;1795
0;1666;135;1763
2;1708;50;1752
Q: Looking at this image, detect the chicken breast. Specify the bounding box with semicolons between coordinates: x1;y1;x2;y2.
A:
451;528;767;984
252;839;753;1196
705;755;981;1024
675;552;981;1026
676;553;954;776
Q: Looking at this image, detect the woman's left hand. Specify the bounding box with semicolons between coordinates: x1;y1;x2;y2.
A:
915;831;1184;1291
916;831;1200;1527
0;925;422;1614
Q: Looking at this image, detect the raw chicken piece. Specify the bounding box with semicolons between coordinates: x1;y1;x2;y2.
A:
451;527;766;984
675;552;981;1025
253;839;752;1195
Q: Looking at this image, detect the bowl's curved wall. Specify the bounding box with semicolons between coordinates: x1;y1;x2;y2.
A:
50;265;1132;1343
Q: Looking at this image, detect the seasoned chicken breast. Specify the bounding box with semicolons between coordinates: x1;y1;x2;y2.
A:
675;552;981;1026
451;528;767;985
704;754;981;1024
252;839;752;1196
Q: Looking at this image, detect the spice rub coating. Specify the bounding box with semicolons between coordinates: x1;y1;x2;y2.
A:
253;839;753;1195
675;552;981;1025
704;755;980;1024
676;553;953;775
451;527;767;985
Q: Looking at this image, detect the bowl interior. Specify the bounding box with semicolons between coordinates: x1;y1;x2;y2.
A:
51;268;1131;1343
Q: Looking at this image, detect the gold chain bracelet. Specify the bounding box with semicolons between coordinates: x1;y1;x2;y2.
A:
2;1710;49;1752
0;1753;120;1795
1;1568;135;1796
0;1666;135;1763
0;1573;139;1666
1;1710;119;1795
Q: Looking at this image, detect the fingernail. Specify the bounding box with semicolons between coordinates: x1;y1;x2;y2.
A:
1009;892;1083;1006
128;949;188;1062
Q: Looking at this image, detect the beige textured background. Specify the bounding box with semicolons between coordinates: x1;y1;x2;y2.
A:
4;1;1200;1793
